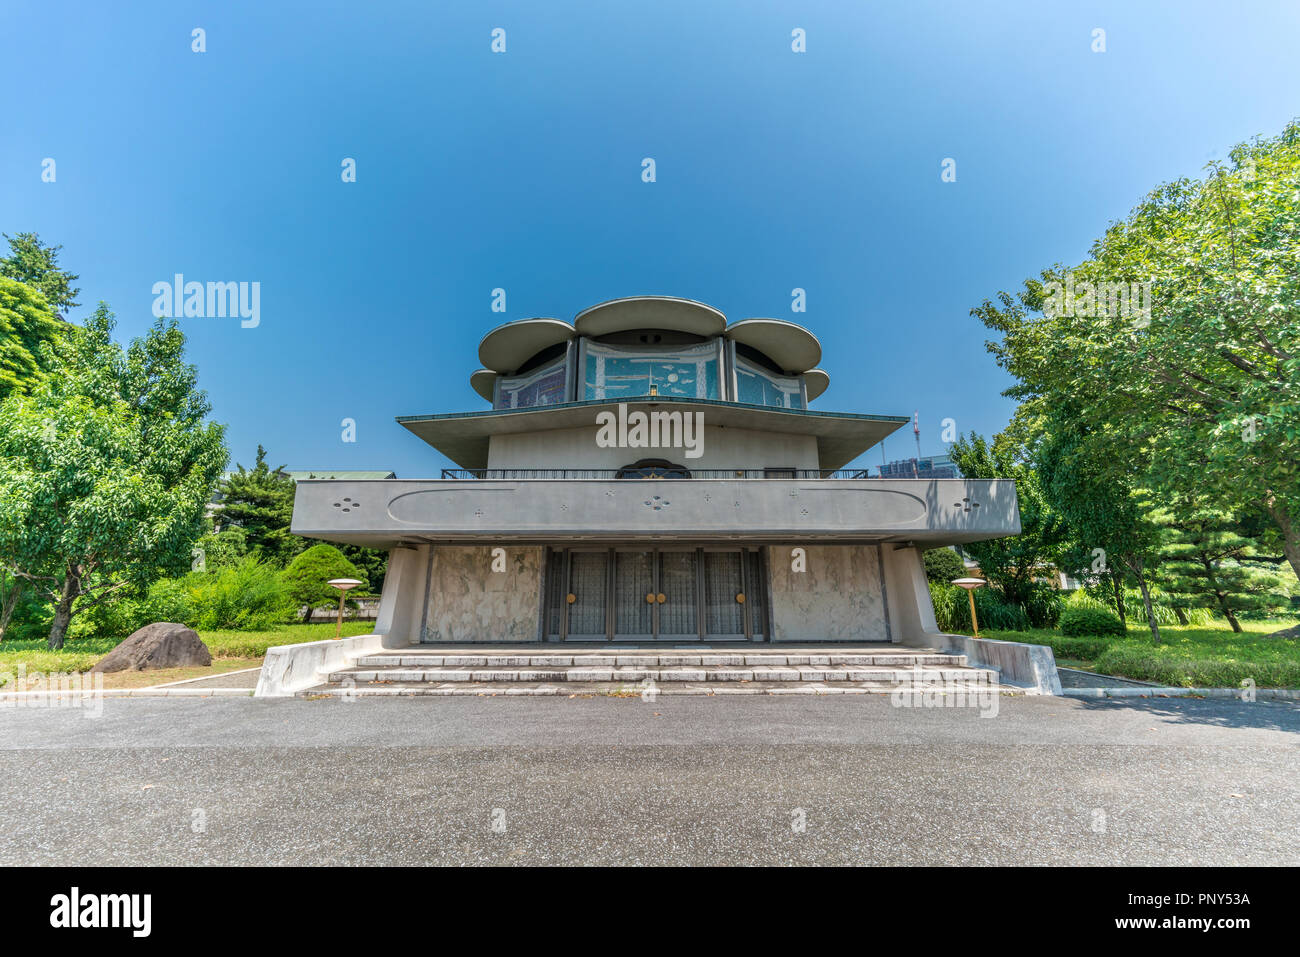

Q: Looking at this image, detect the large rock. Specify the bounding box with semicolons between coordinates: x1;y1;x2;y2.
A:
91;622;212;673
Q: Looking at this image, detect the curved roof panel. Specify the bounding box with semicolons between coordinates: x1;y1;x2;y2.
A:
469;368;499;402
725;318;822;373
574;296;726;338
477;317;575;374
803;368;830;402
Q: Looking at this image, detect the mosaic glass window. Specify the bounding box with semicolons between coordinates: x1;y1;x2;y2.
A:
494;356;569;410
583;341;720;401
734;356;805;409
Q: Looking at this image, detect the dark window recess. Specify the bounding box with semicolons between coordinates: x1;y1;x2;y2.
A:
734;342;786;374
513;342;568;375
616;458;692;479
763;467;797;479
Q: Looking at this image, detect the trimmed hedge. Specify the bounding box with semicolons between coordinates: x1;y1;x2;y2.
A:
1059;605;1127;638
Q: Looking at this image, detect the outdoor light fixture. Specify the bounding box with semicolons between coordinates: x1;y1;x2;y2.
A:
951;577;987;639
327;578;364;639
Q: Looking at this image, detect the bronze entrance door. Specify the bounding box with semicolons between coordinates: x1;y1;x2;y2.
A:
544;547;765;641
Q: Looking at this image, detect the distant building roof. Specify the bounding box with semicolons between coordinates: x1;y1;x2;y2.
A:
878;454;959;479
281;470;396;481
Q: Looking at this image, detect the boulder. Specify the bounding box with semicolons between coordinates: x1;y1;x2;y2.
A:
1262;624;1300;641
91;622;212;673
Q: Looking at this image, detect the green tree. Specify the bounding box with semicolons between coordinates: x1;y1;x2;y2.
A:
0;276;63;402
281;543;367;619
216;446;299;564
0;232;81;316
1153;499;1285;632
947;430;1063;607
1035;415;1165;643
972;120;1300;583
0;307;228;648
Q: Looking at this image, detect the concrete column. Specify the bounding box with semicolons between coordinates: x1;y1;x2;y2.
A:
371;546;426;648
880;545;939;645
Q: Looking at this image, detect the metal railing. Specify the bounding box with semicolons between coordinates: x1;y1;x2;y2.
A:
439;468;885;480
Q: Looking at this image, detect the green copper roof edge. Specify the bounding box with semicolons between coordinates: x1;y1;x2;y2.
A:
395;397;908;426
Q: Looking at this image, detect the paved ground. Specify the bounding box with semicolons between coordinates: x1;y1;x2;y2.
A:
1;694;1297;865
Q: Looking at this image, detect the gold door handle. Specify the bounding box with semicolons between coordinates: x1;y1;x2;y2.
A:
566;593;576;604
645;593;655;604
736;593;746;604
656;593;666;604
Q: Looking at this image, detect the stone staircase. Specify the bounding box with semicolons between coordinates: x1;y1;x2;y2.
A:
299;648;1011;697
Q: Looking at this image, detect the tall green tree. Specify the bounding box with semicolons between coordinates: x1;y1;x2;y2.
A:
0;307;227;648
1035;414;1165;643
948;430;1063;608
973;120;1300;582
0;232;80;316
216;446;299;564
0;276;63;402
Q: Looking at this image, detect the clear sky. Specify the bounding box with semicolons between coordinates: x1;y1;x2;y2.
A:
4;1;1299;477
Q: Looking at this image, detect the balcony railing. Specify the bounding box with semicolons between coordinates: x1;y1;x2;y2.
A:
439;468;894;480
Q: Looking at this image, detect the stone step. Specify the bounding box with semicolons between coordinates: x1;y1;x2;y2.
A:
352;653;968;668
327;664;995;684
300;679;1017;698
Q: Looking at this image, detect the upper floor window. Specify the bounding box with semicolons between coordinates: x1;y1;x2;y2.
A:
494;356;568;410
584;340;721;401
735;356;805;409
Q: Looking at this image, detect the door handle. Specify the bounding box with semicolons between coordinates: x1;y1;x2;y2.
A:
645;593;655;604
736;593;746;603
566;593;576;604
656;593;666;604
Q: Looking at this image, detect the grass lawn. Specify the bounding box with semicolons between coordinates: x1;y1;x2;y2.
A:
94;658;264;689
978;618;1300;688
0;621;374;688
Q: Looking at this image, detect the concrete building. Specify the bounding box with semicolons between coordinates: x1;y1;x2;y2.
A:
290;296;1021;646
879;454;959;479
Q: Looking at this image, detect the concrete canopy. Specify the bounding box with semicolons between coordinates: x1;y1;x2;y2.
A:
803;368;830;401
726;318;822;373
469;368;498;402
477;317;575;374
397;397;907;472
574;296;727;338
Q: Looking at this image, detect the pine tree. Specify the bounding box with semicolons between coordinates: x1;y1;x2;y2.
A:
216;446;300;565
1156;500;1285;632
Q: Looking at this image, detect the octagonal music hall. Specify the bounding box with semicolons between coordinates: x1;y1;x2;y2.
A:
291;296;1021;645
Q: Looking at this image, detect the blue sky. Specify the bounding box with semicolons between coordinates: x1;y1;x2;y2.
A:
3;1;1299;476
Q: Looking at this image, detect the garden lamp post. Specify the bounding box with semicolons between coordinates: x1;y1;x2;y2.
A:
951;578;987;639
327;578;363;639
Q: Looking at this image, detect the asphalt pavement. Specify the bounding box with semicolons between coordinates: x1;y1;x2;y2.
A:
2;694;1296;865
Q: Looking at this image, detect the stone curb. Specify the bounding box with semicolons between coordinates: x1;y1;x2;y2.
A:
1063;687;1300;700
0;687;254;701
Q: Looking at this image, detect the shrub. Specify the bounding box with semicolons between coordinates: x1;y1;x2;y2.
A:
281;544;368;618
923;548;967;584
187;557;293;630
1022;581;1063;629
929;582;1031;632
1059;605;1127;637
